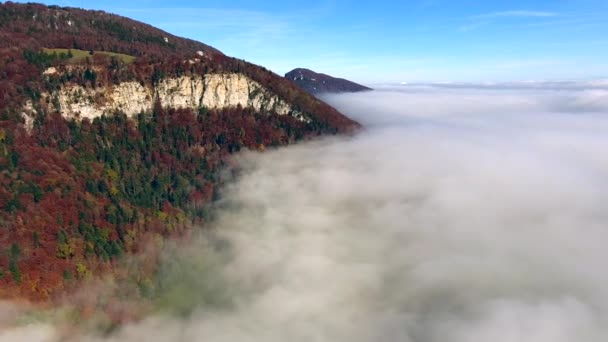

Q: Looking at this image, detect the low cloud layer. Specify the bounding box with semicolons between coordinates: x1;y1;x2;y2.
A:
3;84;608;341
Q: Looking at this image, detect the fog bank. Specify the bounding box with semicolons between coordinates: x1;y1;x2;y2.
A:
3;84;608;341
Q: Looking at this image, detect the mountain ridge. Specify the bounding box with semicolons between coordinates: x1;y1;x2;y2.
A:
285;68;372;95
1;2;359;133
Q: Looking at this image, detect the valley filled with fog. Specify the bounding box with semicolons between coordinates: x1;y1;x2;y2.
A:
3;82;608;341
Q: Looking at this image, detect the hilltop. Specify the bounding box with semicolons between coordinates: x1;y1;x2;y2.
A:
285;68;372;95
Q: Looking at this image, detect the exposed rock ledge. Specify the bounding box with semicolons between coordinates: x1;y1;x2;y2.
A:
24;73;309;125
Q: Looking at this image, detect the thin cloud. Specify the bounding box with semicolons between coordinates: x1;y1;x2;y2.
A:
460;10;557;32
472;10;558;19
458;20;490;32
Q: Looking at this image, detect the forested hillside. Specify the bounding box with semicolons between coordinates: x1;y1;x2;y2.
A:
0;2;359;301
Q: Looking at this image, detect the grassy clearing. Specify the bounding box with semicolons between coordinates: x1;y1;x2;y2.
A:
42;48;136;64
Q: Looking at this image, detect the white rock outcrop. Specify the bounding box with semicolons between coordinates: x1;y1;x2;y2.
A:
26;73;307;123
42;67;58;75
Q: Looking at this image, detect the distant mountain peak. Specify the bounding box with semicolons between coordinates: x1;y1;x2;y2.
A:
285;68;372;95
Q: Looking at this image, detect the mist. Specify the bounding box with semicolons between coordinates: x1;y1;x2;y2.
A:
3;83;608;341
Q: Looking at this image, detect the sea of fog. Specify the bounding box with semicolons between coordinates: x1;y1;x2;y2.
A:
3;82;608;341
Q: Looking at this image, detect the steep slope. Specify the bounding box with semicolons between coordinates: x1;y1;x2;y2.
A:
0;2;221;57
285;68;372;95
0;2;359;302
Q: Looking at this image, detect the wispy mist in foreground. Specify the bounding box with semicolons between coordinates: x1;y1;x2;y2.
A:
4;83;608;341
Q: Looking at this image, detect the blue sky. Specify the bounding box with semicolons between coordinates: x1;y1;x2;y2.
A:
11;0;608;83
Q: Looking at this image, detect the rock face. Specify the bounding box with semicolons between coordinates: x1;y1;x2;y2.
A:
31;73;308;123
285;68;372;95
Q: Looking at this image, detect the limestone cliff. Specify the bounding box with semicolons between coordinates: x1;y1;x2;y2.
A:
26;73;309;123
